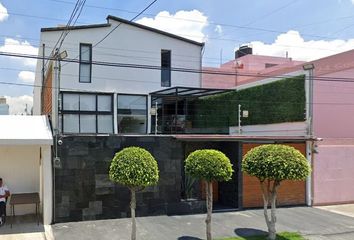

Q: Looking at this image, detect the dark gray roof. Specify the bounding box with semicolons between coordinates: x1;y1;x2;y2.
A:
41;23;111;32
40;15;205;47
107;15;204;47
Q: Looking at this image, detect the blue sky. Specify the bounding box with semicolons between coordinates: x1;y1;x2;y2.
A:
1;0;354;113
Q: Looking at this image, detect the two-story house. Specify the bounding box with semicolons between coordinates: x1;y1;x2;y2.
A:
34;16;311;224
34;15;204;135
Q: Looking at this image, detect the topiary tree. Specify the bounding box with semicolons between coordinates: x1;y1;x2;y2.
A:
242;144;311;240
185;149;233;240
109;147;159;240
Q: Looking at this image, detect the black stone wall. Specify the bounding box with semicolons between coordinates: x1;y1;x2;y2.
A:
55;135;206;223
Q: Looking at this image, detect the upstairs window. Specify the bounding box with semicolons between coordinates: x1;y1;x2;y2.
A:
79;43;92;83
161;50;171;87
60;92;113;134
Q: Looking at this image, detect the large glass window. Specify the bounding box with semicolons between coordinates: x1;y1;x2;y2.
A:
117;95;147;134
60;92;113;134
161;50;171;87
79;44;92;83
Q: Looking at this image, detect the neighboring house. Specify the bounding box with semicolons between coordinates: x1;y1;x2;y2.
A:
229;49;354;206
34;16;312;224
0;97;9;115
202;45;304;89
0;115;53;225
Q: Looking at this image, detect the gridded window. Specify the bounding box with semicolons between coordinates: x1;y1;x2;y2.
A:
117;95;147;134
60;92;113;134
79;44;92;83
161;50;171;87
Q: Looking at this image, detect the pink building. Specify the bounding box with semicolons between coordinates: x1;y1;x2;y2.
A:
208;48;354;205
202;46;304;88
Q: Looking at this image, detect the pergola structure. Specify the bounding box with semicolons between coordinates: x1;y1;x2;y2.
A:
150;87;232;134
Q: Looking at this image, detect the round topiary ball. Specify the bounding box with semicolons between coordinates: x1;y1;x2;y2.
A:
109;147;159;187
185;149;233;182
242;144;311;181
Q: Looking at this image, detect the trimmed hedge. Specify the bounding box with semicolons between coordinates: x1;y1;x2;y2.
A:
193;75;305;128
185;149;233;182
109;147;159;187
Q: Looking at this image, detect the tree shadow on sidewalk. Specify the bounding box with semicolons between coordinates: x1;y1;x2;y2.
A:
234;228;268;238
177;236;203;240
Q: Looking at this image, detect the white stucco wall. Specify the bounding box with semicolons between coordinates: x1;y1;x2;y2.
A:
0;146;40;215
34;18;203;115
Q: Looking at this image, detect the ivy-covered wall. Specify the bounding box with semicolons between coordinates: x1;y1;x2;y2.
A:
193;75;305;129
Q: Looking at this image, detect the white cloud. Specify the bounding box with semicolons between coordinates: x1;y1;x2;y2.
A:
214;25;223;35
352;0;354;4
5;95;33;115
0;38;38;66
247;30;354;61
18;71;35;83
0;3;8;22
136;10;208;42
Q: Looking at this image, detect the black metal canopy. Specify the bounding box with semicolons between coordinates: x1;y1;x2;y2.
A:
150;86;232;99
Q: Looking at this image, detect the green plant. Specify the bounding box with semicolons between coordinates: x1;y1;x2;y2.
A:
193;75;305;130
109;147;159;240
185;149;234;240
242;145;311;240
184;174;196;199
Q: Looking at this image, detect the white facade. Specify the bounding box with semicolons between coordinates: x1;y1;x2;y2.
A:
0;116;53;225
34;16;203;134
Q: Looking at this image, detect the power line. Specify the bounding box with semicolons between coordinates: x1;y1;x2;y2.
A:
2;79;354;107
47;0;350;41
93;0;158;48
243;0;299;26
60;0;159;68
3;51;354;84
1;7;350;41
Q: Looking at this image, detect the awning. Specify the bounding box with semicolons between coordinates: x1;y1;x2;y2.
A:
0;115;53;145
150;86;232;99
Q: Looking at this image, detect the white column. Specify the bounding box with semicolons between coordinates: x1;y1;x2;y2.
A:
42;145;53;225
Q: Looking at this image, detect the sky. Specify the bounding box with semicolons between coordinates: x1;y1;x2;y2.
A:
1;0;354;114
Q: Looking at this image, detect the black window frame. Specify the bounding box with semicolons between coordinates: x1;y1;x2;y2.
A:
79;43;92;83
161;49;171;87
60;91;114;134
117;94;148;134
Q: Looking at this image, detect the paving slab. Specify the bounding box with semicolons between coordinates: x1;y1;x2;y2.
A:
0;215;45;240
50;207;354;240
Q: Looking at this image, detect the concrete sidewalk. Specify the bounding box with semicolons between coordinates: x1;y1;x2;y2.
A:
316;204;354;218
51;207;354;240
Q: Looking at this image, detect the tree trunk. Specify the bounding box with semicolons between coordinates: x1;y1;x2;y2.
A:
205;181;213;240
260;180;271;234
268;181;279;240
130;188;136;240
260;180;280;240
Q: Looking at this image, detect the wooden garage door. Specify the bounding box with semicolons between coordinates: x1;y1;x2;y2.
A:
242;143;306;208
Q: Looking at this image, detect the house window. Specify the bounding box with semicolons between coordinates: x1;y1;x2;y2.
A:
117;95;147;134
60;92;113;134
161;50;171;87
79;43;92;83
